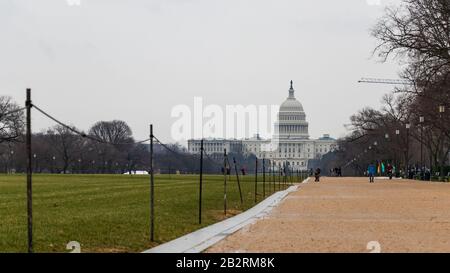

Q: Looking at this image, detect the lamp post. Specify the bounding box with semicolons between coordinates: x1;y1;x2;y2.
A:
33;154;37;173
374;141;378;175
10;150;14;174
52;156;56;174
439;105;446;181
385;133;390;164
405;123;411;179
419;116;425;179
396;129;400;176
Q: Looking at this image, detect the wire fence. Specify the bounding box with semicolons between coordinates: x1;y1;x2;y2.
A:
33;104;150;145
0;106;27;117
2;89;311;253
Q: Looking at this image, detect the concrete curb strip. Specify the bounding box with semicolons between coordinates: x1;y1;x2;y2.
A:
143;178;309;253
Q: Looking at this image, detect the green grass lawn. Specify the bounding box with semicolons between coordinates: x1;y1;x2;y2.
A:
0;173;294;253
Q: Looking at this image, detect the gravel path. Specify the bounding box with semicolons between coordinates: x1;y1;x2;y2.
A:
206;177;450;253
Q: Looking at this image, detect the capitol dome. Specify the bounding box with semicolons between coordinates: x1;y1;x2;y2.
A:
280;81;305;112
274;81;309;140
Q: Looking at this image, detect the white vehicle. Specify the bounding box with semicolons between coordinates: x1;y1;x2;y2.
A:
123;170;149;175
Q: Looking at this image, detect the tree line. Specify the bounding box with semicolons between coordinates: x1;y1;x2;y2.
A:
334;0;450;179
0;97;260;175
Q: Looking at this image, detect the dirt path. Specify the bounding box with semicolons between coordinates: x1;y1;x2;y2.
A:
206;177;450;253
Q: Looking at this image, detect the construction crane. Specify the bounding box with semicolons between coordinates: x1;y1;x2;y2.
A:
358;77;414;85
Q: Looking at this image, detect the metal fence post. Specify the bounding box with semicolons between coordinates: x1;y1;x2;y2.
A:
233;157;243;205
290;166;294;186
278;163;281;191
263;159;266;198
272;161;275;192
198;139;204;224
26;88;33;253
268;160;272;194
150;124;155;242
254;157;258;203
223;149;227;216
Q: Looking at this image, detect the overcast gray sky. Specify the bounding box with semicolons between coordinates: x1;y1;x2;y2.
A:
1;0;403;143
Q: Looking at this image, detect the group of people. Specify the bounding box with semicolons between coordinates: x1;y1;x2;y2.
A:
330;167;342;177
308;168;322;182
367;163;394;183
404;166;432;181
366;162;394;183
366;163;439;183
308;167;343;183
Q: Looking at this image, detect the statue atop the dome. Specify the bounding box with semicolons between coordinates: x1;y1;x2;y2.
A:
289;80;295;98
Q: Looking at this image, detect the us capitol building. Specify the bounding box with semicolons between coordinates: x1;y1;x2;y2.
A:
188;81;337;170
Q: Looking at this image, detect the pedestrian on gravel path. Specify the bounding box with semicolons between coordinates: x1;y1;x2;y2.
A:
386;163;393;180
314;168;321;182
368;163;376;183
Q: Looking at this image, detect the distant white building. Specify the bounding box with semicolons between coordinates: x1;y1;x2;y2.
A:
188;81;337;170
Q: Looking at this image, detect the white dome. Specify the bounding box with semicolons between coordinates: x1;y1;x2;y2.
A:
280;98;304;112
274;81;310;140
280;81;304;112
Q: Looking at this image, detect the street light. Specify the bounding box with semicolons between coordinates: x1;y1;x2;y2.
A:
385;133;391;166
92;160;96;174
52;156;56;174
33;154;37;173
394;129;400;174
439;105;446;181
10;150;14;174
405;123;411;179
419;116;425;174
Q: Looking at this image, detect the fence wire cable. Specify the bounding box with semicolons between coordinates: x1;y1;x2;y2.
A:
152;136;189;157
0;107;26;118
203;150;223;167
33;104;150;145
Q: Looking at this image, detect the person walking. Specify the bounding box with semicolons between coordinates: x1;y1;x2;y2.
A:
314;168;321;182
386;163;393;180
368;163;376;183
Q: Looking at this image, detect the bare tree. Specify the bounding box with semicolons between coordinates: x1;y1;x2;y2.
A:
89;120;134;145
88;120;135;173
0;96;24;143
47;125;82;174
372;0;450;82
